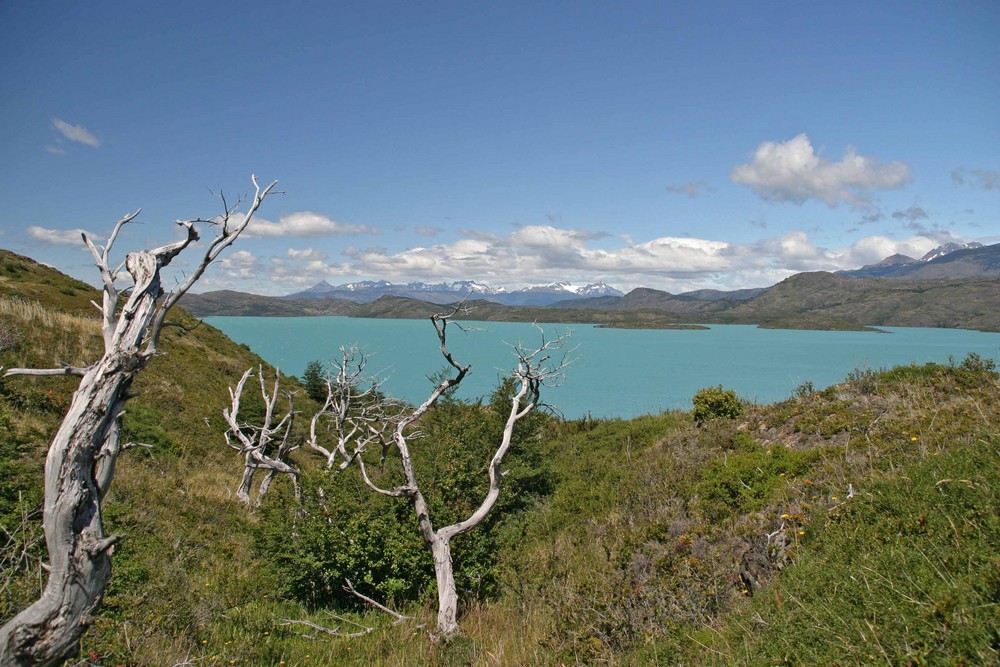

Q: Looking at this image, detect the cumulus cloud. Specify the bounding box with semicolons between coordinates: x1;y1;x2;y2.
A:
253;216;966;294
246;211;380;238
415;226;444;237
951;168;1000;190
731;133;911;207
52;118;101;147
829;235;938;267
217;250;260;280
666;181;711;198
27;225;98;246
287;248;328;261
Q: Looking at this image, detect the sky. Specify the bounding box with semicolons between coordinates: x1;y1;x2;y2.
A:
1;1;998;295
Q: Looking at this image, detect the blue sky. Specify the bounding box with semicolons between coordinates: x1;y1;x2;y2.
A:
1;1;997;295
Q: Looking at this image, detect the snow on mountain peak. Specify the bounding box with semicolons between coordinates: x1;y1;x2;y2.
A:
919;242;984;262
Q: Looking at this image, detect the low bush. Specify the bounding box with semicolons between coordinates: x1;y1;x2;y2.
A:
692;385;743;424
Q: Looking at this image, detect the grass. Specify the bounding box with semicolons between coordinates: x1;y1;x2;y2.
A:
697;436;999;665
1;247;998;665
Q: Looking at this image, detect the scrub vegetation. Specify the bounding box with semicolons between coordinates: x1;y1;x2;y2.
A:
1;248;997;665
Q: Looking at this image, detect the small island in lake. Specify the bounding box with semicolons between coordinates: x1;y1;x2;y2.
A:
595;322;709;330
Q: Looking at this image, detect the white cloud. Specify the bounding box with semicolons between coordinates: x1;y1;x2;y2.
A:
246;211;379;238
415;226;444;237
287;247;328;261
45;145;66;155
214;249;261;282
52;118;101;147
731;133;911;207
829;235;938;266
259;222;954;293
27;225;98;246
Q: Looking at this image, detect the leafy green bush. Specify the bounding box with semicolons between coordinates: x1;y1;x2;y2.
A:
253;383;555;608
691;385;743;424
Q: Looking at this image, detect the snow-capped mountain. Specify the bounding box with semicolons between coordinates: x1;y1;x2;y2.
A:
283;279;622;306
577;282;623;297
919;242;984;262
840;242;998;279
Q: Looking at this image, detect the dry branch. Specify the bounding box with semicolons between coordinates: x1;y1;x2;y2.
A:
0;176;276;666
223;366;302;505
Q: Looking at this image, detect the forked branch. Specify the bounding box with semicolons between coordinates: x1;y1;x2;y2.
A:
223;366;302;505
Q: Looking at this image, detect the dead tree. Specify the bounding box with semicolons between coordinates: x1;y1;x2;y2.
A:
223;366;303;505
353;311;571;638
304;346;401;470
0;176;277;666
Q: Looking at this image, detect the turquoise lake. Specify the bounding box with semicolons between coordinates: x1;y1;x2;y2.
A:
205;317;1000;419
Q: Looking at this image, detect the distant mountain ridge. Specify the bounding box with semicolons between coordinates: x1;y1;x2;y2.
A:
839;242;993;279
180;241;1000;331
284;279;624;306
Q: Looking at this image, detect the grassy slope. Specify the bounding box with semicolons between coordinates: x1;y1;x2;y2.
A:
1;248;997;666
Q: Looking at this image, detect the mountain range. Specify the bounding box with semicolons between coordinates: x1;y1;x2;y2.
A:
181;242;1000;331
285;279;625;306
837;242;991;279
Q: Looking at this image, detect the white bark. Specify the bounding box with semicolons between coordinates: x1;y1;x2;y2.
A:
223;366;302;506
0;176;276;666
304;347;401;471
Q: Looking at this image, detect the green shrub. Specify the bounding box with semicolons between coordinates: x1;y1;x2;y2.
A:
695;445;820;521
692;385;743;424
253;386;555;608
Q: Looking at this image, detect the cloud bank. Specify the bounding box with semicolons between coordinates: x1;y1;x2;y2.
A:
224;223;948;295
245;212;380;238
731;134;911;207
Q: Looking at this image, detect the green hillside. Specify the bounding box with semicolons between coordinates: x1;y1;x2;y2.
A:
182;272;1000;332
2;248;997;665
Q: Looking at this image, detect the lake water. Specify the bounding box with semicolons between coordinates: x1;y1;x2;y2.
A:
205;317;1000;419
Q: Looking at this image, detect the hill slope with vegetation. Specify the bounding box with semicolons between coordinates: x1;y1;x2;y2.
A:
1;247;997;665
183;272;1000;332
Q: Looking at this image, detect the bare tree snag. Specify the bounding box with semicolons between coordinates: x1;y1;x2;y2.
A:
223;366;303;505
304;346;401;471
353;310;571;638
0;176;276;666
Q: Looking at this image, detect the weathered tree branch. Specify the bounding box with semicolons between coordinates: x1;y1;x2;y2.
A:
2;364;90;378
344;579;411;624
279;616;372;639
223;366;302;505
0;176;276;666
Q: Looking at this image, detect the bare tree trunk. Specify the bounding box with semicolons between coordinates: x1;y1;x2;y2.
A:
0;357;132;664
430;535;459;637
0;177;276;666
